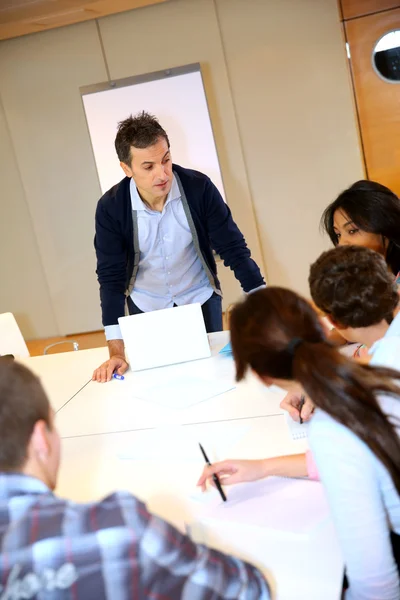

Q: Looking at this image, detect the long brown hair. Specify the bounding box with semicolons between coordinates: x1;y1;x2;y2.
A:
322;180;400;275
230;287;400;494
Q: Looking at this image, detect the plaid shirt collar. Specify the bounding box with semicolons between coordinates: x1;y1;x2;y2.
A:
0;473;51;500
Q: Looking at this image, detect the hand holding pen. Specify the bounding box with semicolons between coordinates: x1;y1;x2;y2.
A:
280;392;315;423
199;443;227;502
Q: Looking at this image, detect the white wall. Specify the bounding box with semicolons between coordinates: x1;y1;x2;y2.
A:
0;0;364;339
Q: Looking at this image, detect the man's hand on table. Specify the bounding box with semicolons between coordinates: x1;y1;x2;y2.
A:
92;356;129;383
92;339;128;383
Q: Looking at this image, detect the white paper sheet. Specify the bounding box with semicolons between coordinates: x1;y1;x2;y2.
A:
284;411;309;440
117;421;251;461
199;477;330;538
134;375;235;409
128;353;236;410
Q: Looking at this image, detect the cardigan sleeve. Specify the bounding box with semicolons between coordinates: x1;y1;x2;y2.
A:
94;199;127;328
203;179;265;293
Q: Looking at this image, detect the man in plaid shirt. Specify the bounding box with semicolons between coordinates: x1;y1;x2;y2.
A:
0;361;270;599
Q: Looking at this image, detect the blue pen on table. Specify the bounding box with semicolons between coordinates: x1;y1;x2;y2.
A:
113;373;125;381
299;395;306;425
199;443;227;502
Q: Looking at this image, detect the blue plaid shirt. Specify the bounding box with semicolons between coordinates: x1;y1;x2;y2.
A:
0;474;270;599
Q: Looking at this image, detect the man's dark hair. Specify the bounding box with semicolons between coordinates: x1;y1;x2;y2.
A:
309;245;399;328
321;180;400;275
115;111;170;165
0;361;50;471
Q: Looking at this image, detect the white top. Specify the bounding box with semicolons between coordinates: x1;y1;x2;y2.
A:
105;175;213;341
309;316;400;600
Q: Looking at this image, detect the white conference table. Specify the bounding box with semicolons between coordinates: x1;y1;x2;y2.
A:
17;347;108;412
57;356;284;438
20;332;344;599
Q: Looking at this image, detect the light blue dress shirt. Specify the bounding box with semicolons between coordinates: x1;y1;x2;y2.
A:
105;176;214;341
309;310;400;600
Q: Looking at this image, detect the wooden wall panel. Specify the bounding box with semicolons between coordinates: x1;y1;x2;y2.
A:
0;0;168;41
341;0;400;20
345;8;400;195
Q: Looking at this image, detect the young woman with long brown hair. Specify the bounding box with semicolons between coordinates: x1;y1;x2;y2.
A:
199;287;400;599
322;180;400;278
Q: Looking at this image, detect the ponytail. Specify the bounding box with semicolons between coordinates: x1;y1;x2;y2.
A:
293;342;400;495
230;287;400;495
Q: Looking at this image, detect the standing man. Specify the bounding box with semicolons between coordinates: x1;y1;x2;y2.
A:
93;112;265;382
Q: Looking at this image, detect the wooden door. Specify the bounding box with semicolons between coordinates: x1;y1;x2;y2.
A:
341;1;400;20
345;9;400;194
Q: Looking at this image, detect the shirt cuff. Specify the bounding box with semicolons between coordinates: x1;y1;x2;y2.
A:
104;324;123;341
306;450;320;481
247;284;267;295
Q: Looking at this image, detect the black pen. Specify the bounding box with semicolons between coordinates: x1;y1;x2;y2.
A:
299;395;306;425
199;443;227;502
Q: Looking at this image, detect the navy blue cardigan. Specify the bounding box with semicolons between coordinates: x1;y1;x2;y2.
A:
95;164;265;327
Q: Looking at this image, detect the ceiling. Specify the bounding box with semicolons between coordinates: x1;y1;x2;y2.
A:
0;0;168;41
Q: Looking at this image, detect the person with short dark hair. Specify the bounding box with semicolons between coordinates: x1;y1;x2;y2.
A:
0;361;270;599
93;111;265;382
281;244;400;420
309;244;399;351
199;285;400;599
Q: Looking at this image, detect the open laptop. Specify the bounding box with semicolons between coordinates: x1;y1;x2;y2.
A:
118;303;211;371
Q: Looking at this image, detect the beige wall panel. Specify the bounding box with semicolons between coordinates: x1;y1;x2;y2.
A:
0;96;57;339
98;0;266;308
216;0;364;296
0;21;108;335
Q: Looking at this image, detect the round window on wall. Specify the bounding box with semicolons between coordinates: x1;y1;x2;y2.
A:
373;30;400;82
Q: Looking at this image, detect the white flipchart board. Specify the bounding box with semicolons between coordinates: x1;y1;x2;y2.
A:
81;64;225;198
